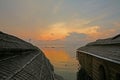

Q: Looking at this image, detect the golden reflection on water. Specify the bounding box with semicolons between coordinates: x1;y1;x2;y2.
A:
41;47;78;80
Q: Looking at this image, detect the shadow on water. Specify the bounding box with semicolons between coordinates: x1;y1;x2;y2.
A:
37;44;94;80
41;47;78;80
77;68;93;80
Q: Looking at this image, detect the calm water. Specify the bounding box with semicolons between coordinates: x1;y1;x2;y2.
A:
40;46;79;80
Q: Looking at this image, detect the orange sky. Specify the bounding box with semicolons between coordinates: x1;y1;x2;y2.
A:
0;0;120;42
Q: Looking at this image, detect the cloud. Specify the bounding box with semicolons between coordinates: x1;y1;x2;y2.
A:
63;32;89;46
43;19;99;40
34;26;118;48
42;18;120;41
65;32;87;41
34;32;89;48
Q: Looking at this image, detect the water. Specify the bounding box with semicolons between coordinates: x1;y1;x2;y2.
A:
40;46;79;80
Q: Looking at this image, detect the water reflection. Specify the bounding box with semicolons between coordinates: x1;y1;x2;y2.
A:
41;47;78;80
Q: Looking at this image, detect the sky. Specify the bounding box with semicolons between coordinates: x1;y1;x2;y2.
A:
0;0;120;45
